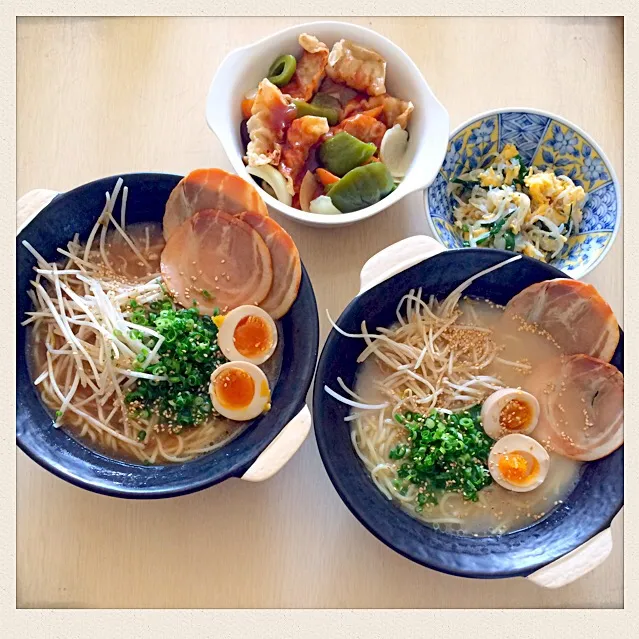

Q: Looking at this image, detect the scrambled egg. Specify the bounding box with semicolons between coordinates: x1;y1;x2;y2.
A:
452;142;586;262
479;167;503;188
524;171;586;226
500;143;519;161
522;244;547;261
478;144;522;188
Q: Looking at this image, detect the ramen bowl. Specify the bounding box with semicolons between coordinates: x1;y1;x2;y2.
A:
16;173;319;498
206;20;449;228
425;108;621;279
313;236;623;583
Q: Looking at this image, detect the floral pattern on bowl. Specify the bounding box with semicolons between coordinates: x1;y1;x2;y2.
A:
426;109;621;279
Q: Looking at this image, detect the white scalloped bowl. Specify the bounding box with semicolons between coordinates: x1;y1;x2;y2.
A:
206;21;449;228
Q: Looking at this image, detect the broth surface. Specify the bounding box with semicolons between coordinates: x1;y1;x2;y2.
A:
28;222;283;465
352;297;581;536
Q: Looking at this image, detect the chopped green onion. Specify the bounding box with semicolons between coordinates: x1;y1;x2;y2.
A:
390;407;492;507
124;299;227;428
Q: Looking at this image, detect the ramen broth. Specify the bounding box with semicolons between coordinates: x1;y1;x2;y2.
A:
28;222;283;464
352;297;582;536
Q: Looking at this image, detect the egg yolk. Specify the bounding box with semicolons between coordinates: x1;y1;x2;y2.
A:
214;367;255;409
233;316;273;358
498;452;539;485
500;399;531;431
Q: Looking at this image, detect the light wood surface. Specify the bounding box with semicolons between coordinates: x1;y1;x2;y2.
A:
16;16;623;609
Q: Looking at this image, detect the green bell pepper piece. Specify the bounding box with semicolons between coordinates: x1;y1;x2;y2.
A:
327;162;395;213
319;132;377;177
267;54;297;87
292;100;340;126
311;93;342;112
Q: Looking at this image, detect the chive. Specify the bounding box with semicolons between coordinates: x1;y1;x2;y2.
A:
137;430;147;441
201;289;213;300
451;176;479;187
513;154;528;186
55;410;62;417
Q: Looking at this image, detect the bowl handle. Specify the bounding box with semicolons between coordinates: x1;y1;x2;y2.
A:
205;47;246;149
241;404;312;482
359;235;446;294
526;523;615;588
17;189;59;233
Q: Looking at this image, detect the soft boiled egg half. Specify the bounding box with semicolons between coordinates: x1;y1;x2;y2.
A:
216;305;277;365
488;433;550;493
481;388;539;439
209;361;271;421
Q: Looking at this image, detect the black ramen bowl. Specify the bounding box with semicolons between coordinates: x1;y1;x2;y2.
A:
313;248;623;579
17;173;319;498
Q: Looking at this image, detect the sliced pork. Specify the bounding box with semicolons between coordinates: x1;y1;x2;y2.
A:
332;113;387;148
246;79;296;168
161;210;273;315
504;279;619;362
278;115;330;195
326;39;387;96
237;211;302;319
528;354;623;461
280;34;330;102
163;168;269;240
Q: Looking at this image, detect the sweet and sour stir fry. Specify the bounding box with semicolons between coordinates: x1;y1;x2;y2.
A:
240;33;415;214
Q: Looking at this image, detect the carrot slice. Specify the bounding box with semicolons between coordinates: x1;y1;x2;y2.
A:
316;168;340;186
241;98;255;120
359;105;384;119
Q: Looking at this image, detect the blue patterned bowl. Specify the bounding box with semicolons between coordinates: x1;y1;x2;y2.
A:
425;109;621;279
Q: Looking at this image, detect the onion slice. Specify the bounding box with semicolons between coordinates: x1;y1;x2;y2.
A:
310;195;342;215
246;165;293;206
299;170;321;212
380;124;409;178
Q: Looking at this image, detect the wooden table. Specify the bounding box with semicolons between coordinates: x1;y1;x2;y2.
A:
17;16;623;609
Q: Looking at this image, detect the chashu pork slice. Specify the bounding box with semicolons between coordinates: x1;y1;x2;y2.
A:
237;211;302;319
503;278;619;362
161;209;273;315
163;168;269;240
528;354;623;461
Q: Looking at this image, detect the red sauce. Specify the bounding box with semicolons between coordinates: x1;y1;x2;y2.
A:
268;102;297;139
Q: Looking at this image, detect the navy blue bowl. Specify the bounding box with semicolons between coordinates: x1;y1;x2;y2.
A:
313;248;623;578
17;173;319;499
